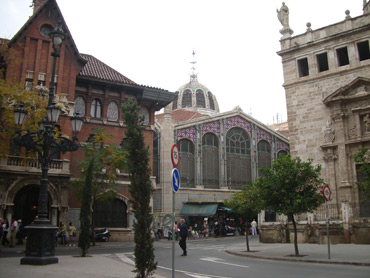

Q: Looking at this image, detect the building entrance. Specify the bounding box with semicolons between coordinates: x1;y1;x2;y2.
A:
13;185;51;226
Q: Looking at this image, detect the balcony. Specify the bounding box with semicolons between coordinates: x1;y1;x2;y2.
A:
0;155;71;175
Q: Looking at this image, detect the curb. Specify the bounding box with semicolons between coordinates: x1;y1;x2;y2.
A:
225;250;370;267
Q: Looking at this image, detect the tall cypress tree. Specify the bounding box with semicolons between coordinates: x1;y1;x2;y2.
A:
122;98;156;277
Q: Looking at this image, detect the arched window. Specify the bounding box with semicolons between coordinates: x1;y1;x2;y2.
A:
91;98;102;118
196;90;205;108
107;101;118;121
258;140;271;176
153;131;160;183
93;198;128;228
178;139;195;187
74;96;86;117
208;92;215;110
202;133;219;188
226;128;251;189
182;90;192;108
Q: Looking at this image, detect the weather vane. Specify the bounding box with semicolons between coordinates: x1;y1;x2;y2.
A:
189;49;198;83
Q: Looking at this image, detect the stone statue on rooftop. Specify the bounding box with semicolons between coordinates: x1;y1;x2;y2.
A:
277;2;290;28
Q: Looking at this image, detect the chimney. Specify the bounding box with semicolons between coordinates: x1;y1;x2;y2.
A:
32;0;47;14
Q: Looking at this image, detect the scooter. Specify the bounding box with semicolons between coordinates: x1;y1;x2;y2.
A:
94;228;111;242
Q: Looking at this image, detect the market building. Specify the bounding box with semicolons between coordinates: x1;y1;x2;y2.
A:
0;0;176;241
153;55;290;236
273;1;370;243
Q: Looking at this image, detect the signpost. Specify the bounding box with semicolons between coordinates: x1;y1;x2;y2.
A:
322;185;331;259
170;144;180;278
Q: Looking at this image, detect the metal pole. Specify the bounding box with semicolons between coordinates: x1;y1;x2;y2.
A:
172;190;175;278
325;200;331;259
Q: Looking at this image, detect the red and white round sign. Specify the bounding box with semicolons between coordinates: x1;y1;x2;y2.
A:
322;185;331;201
171;144;180;168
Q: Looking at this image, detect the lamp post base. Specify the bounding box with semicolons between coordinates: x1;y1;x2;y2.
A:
20;223;58;265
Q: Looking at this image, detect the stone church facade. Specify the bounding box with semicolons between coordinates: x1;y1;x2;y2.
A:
275;2;370;243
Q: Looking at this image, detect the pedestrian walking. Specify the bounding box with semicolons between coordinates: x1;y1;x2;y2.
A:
9;217;18;247
1;218;9;246
179;218;188;256
16;219;24;245
251;219;257;236
68;222;77;246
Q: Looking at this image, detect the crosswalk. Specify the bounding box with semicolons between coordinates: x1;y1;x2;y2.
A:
162;243;228;251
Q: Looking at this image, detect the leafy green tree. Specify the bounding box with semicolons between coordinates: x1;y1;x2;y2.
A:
122;98;156;278
256;154;325;256
72;128;127;247
225;183;263;252
354;148;370;200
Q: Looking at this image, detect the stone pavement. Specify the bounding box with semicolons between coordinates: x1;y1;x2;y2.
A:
0;236;369;278
225;236;370;266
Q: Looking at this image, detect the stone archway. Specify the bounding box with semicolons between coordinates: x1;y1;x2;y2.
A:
4;177;59;226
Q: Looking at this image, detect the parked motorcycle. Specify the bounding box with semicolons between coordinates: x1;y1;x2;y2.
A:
94;228;111;242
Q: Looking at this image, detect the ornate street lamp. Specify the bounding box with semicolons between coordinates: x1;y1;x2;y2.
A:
15;20;83;265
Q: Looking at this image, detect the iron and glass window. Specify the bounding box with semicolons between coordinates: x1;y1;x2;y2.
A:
257;140;271;176
178;139;195;187
90;98;102;118
196;90;206;108
208;92;215;110
93;199;128;228
182;90;192;108
226;128;251;189
202;133;219;187
277;150;288;158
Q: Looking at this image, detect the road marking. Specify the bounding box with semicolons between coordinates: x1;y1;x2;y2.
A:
200;257;250;268
115;252;135;265
157;265;232;278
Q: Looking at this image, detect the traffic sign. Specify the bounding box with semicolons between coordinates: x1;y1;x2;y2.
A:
171;144;180;168
322;185;331;201
171;168;180;192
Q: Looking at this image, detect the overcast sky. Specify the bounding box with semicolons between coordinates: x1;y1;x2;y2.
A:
0;0;364;124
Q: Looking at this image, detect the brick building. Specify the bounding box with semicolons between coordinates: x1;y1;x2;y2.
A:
0;0;175;240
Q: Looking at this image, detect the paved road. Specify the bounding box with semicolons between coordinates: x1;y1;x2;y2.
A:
1;237;369;278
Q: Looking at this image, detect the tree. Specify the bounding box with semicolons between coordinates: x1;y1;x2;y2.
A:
256;154;325;256
225;183;263;252
121;98;156;278
0;80;48;155
72;128;127;249
354;148;370;200
78;156;93;257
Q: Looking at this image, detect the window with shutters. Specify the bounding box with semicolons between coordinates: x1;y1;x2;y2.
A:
257;140;271;176
91;98;102;118
226;128;251;189
202;133;219;188
178;139;195;187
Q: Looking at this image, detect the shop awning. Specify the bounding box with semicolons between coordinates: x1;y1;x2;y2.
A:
179;203;219;216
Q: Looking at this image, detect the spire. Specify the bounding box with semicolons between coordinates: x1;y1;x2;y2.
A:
189;49;198;83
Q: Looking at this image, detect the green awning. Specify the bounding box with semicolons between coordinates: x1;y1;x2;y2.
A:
180;203;219;216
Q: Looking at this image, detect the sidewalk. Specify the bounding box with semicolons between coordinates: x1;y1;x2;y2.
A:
0;243;166;278
225;236;370;266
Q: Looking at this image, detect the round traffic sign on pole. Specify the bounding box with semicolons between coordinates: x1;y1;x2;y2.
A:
171;168;180;193
171;144;180;168
322;185;331;201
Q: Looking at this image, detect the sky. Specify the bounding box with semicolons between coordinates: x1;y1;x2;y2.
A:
0;0;364;125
